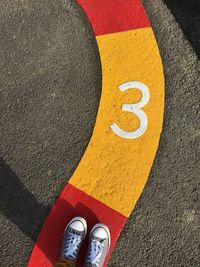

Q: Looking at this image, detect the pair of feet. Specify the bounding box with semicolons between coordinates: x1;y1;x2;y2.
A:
59;217;111;267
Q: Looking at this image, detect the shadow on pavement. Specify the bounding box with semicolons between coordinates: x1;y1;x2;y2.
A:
0;158;47;241
0;158;100;265
164;0;200;59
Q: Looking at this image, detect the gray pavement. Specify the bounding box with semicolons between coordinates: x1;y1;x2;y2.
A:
164;0;200;59
110;1;200;266
0;0;199;266
0;0;101;265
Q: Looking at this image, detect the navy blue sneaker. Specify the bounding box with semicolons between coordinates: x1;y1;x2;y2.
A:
84;224;111;267
60;217;87;261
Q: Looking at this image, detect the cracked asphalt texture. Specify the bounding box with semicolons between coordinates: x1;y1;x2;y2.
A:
0;0;199;266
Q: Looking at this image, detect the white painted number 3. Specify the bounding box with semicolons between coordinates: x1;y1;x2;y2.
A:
110;81;150;139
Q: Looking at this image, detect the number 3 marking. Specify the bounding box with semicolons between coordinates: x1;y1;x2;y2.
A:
110;81;150;139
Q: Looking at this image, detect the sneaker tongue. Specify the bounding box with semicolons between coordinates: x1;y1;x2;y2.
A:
92;235;103;242
70;229;82;235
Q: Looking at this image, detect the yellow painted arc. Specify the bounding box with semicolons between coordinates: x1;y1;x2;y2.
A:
69;27;164;217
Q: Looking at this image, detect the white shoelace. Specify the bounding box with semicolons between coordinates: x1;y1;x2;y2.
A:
87;239;104;267
63;232;81;260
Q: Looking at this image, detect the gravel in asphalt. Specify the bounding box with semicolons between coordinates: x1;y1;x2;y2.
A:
0;0;199;266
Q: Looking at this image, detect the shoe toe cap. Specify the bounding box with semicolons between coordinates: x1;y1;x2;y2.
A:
70;219;86;232
93;227;109;240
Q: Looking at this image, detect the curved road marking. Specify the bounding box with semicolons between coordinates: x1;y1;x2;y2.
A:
28;0;164;266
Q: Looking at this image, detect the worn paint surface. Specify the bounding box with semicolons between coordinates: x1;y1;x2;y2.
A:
70;27;164;216
28;0;164;266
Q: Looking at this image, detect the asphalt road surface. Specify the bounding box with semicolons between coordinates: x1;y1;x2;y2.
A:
0;0;199;266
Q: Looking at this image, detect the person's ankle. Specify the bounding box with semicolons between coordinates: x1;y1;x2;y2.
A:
63;258;76;267
55;258;76;267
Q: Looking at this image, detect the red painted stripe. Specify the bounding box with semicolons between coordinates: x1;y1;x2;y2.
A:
28;184;127;267
76;0;150;36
